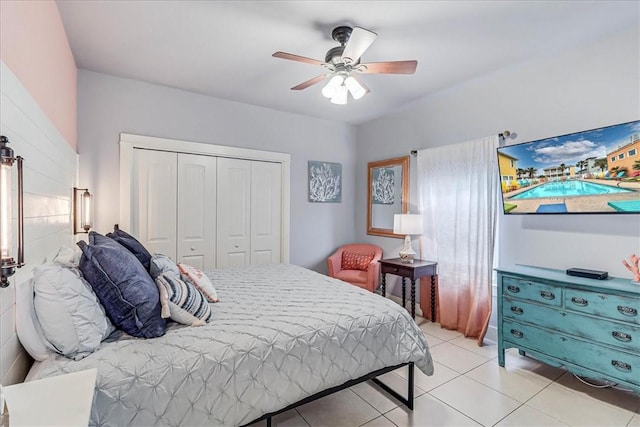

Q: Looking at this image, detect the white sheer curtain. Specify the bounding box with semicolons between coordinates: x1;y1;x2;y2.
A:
417;135;499;345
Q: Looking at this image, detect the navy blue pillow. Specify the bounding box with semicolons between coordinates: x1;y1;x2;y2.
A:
106;225;152;271
78;232;165;338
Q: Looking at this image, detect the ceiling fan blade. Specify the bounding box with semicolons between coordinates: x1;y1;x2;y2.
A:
273;51;326;67
350;74;370;95
341;27;377;64
291;74;328;90
359;60;418;74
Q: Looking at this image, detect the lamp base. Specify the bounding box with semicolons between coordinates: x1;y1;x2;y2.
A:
399;252;415;264
399;235;416;263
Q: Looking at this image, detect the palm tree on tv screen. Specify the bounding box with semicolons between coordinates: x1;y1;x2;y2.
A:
559;163;566;177
634;160;640;171
527;167;537;178
595;158;608;172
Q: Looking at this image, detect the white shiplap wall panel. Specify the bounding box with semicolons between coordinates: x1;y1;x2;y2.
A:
0;61;78;385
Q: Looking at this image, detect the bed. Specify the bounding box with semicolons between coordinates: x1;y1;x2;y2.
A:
27;263;433;426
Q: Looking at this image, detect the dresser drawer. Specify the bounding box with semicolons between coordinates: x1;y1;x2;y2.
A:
565;289;640;325
503;320;639;386
503;297;640;353
502;276;561;306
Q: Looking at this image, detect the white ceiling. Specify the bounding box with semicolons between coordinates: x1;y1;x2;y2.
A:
56;1;638;125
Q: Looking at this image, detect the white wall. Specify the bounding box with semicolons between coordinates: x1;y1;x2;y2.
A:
356;27;639;285
77;70;357;272
0;62;78;384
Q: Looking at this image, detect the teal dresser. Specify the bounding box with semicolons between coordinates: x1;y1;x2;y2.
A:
497;265;640;394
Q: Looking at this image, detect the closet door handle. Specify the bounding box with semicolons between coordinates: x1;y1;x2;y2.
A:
510;306;523;315
506;285;520;294
612;331;632;342
571;297;588;307
540;291;555;300
611;360;632;372
618;306;638;317
510;329;524;338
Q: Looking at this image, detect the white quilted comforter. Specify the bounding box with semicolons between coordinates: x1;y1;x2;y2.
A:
31;264;433;426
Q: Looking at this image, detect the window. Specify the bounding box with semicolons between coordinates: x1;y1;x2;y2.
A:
618;153;625;160
510;160;514;168
629;148;637;157
611;156;616;162
502;176;513;182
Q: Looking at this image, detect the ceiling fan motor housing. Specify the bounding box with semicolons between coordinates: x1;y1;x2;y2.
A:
331;26;353;45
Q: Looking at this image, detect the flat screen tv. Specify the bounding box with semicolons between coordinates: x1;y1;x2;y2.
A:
497;120;640;214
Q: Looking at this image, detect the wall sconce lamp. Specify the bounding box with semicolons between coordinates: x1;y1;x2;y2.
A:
393;213;423;264
1;136;24;288
73;187;93;234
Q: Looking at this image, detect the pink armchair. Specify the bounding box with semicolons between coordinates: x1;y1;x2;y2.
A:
327;243;383;292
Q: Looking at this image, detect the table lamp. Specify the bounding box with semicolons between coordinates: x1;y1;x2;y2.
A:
393;213;423;263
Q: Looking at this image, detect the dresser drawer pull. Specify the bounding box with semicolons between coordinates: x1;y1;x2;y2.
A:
510;329;524;338
611;360;632;372
612;331;632;342
510;306;524;315
539;291;555;300
617;306;638;317
571;297;588;307
506;285;520;293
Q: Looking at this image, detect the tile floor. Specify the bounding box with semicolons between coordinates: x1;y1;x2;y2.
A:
248;317;640;427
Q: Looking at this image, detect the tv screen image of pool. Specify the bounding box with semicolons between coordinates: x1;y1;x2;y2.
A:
497;120;640;214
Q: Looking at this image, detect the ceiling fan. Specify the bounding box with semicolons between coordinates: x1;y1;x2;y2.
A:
273;26;418;105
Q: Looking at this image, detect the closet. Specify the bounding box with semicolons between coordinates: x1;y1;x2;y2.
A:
119;133;290;270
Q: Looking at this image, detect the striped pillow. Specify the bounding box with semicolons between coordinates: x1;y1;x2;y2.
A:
155;272;212;326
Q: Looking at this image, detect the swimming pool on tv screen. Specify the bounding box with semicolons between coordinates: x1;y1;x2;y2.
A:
510;180;632;199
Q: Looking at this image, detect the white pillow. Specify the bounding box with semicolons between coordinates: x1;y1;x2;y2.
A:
33;264;115;360
15;278;54;361
178;263;219;302
52;246;81;267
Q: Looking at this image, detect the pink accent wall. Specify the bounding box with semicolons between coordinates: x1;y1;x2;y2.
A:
0;0;77;149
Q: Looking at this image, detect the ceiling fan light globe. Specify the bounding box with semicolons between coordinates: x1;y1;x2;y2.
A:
330;85;348;105
344;76;366;100
328;75;345;87
322;74;345;98
321;84;336;98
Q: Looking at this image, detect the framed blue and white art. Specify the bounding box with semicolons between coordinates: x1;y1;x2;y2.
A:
308;161;342;203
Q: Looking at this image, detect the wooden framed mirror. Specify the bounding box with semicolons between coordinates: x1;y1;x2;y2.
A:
367;156;409;238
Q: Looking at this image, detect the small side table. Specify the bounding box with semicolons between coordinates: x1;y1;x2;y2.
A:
379;258;438;320
2;368;97;426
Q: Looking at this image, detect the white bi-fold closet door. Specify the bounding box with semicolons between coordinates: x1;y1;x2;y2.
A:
125;136;288;270
216;158;282;267
132;149;216;269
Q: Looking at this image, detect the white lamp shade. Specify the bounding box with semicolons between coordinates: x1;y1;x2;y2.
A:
330;84;348;105
344;76;366;100
393;214;423;235
0;162;12;259
322;75;344;98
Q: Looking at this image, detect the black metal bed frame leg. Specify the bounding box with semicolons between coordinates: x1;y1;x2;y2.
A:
266;416;272;427
371;362;414;411
407;361;414;410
